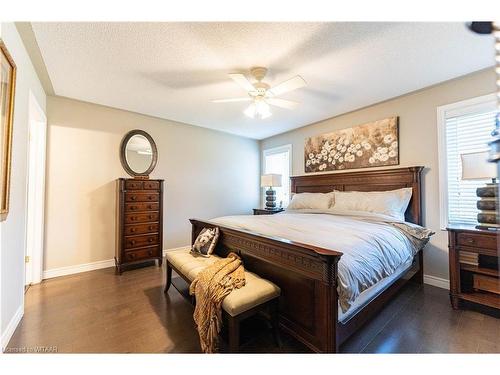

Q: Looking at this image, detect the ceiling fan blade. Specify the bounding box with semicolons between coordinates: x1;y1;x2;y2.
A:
266;98;300;110
228;73;256;92
211;97;252;103
268;75;306;96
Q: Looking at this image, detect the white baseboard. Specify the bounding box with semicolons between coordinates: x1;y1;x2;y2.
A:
43;259;115;280
423;274;449;290
42;247;191;280
1;303;24;351
163;245;190;257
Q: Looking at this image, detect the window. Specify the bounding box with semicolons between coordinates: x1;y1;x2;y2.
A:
438;94;497;228
262;144;292;208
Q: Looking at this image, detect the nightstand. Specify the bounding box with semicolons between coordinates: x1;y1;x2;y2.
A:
447;224;499;312
253;208;284;215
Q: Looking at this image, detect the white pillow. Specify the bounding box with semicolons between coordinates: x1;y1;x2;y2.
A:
288;192;334;210
331;188;412;221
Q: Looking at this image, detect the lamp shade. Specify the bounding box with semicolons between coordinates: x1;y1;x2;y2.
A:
461;151;497;180
260;174;282;188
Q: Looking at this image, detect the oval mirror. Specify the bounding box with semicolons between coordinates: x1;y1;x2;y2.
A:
120;130;158;177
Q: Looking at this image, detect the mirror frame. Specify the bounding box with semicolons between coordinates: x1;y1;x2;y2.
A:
120;129;158;178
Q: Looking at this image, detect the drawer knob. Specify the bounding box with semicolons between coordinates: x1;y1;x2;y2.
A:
131;206;136;210
148;196;153;200
131;196;136;201
148;250;153;255
131;216;136;221
129;253;135;259
148;238;153;242
149;215;153;219
466;238;474;244
130;228;136;233
148;226;153;230
130;240;136;245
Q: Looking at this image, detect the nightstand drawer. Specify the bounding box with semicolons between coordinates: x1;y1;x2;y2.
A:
473;274;500;295
457;232;497;250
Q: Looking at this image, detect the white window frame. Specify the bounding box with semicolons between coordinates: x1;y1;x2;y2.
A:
262;144;293;208
437;93;497;230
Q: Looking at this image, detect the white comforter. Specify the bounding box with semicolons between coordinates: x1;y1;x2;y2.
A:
211;210;432;313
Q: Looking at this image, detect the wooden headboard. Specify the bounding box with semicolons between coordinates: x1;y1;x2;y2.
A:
290;166;424;225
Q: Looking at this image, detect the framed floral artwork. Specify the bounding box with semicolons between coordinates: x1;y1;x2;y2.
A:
0;40;16;220
304;117;399;173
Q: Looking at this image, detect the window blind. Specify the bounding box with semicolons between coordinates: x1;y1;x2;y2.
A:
445;109;496;225
263;146;291;208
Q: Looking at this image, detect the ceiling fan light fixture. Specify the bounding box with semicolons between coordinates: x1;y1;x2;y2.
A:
244;100;272;119
244;103;257;118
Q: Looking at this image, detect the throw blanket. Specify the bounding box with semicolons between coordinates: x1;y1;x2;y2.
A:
189;252;246;353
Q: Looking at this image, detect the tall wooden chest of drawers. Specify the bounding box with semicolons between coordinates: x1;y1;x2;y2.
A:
115;178;164;274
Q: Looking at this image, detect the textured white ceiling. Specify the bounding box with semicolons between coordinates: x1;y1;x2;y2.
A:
32;22;494;139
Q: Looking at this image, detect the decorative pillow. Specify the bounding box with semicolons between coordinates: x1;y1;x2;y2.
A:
288;192;334;210
191;227;220;257
331;188;412;220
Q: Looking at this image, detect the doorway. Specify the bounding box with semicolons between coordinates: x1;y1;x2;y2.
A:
25;91;47;286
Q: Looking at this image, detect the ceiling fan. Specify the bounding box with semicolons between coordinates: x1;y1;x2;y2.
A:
211;67;306;119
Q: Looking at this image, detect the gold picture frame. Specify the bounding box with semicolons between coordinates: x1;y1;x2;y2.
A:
0;39;17;221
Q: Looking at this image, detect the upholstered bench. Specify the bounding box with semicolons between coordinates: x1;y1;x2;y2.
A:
164;247;281;352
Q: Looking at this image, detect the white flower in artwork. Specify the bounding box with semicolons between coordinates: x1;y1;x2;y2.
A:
306;160;311;166
321;149;328;156
356;150;363;157
316;153;322;159
334;153;340;160
355;144;361;150
346;155;355;162
343;139;349;146
345;152;351;159
339;157;344;163
369;157;375;164
383;134;395;144
373;152;380;160
339;137;345;144
323;155;328;161
341;146;347;153
332;160;336;165
309;153;314;159
322;163;327;169
336;144;343;151
379;147;388;154
389;150;397;158
391;141;398;149
328;157;332;162
380;154;389;162
363;143;372;150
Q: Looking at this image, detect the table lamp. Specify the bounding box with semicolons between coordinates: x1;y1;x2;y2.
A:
461;151;498;230
261;174;282;210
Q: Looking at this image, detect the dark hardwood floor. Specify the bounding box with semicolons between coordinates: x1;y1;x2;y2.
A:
6;261;500;353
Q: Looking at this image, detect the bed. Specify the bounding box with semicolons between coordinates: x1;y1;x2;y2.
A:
189;166;425;353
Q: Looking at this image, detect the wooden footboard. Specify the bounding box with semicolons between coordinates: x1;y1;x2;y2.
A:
190;218;343;353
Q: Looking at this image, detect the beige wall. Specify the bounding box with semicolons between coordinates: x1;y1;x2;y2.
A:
261;68;496;282
0;23;46;344
44;96;259;271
